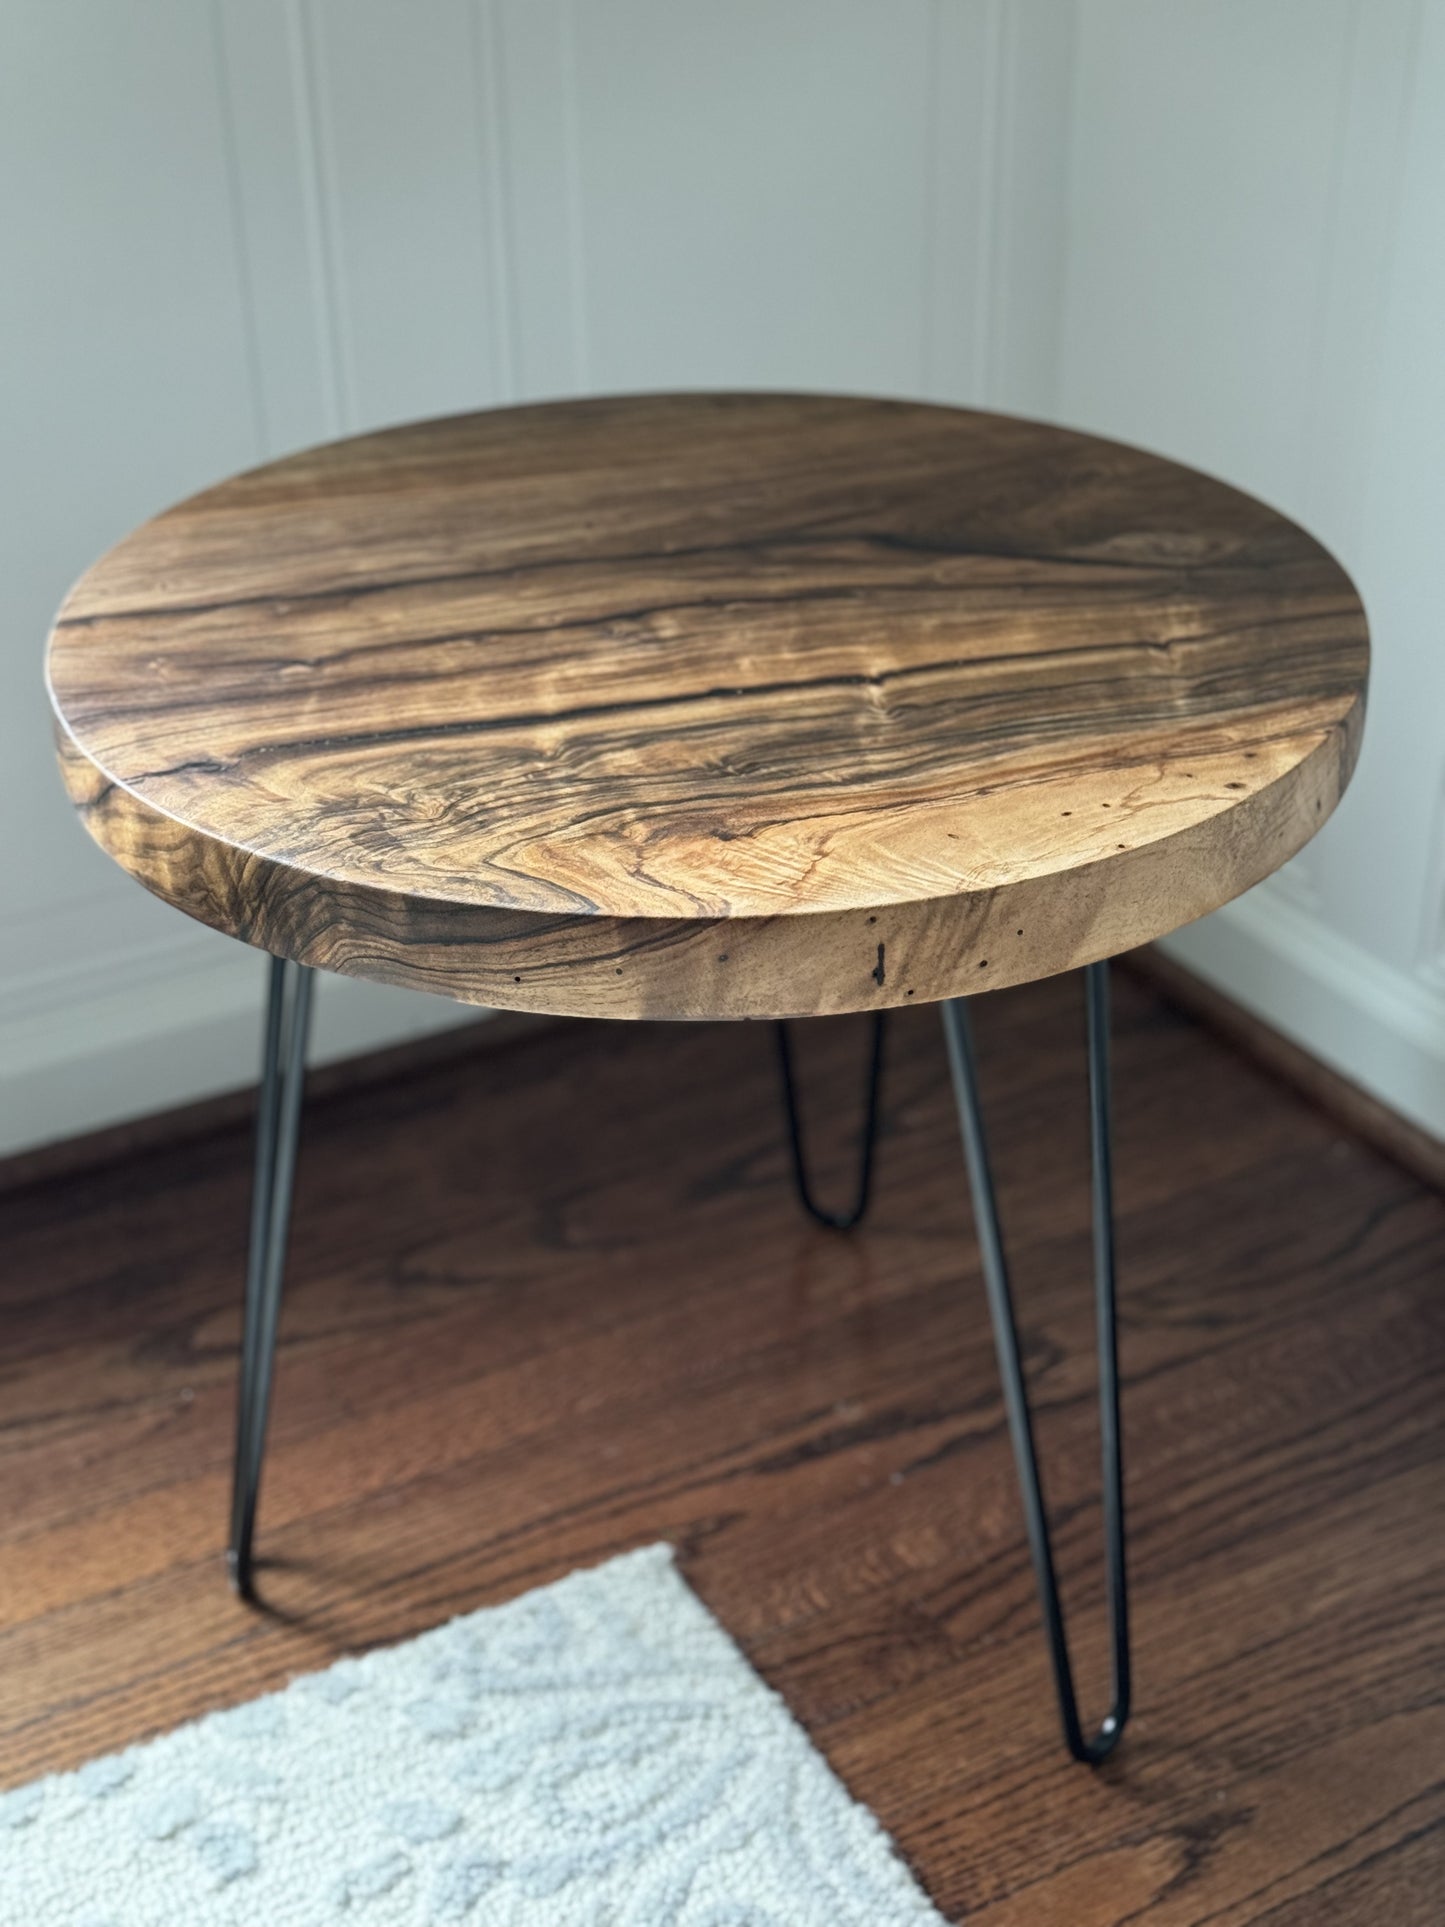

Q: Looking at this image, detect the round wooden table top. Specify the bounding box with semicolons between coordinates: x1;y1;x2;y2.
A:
48;393;1367;1020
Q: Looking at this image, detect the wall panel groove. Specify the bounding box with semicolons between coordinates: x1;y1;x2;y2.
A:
208;0;271;459
470;0;519;401
288;0;353;436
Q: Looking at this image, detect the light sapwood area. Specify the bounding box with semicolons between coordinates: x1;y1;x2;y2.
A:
48;394;1367;1018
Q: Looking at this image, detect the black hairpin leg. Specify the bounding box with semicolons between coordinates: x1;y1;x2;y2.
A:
941;961;1130;1764
228;955;315;1601
775;1011;887;1231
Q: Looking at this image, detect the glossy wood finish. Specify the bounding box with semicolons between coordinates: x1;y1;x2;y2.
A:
2;977;1441;1920
48;395;1367;1019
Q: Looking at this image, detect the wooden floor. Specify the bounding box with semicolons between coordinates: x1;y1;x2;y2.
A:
1;971;1442;1923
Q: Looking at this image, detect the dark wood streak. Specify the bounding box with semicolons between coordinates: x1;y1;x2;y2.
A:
47;393;1368;1018
80;619;1355;762
45;525;1236;631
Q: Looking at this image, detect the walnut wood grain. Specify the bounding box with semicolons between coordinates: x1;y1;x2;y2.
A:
48;394;1368;1018
2;978;1441;1921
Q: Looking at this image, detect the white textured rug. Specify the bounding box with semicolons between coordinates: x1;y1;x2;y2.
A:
0;1545;946;1925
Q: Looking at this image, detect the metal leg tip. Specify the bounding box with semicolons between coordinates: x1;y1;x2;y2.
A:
227;1545;256;1603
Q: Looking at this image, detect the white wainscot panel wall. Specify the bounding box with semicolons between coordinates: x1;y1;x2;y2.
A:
3;0;1442;1154
1056;0;1445;1138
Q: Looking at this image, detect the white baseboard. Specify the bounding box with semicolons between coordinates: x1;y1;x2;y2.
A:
0;932;484;1162
1160;887;1445;1144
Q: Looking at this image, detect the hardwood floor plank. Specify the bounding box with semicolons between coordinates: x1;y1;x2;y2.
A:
0;973;1440;1922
